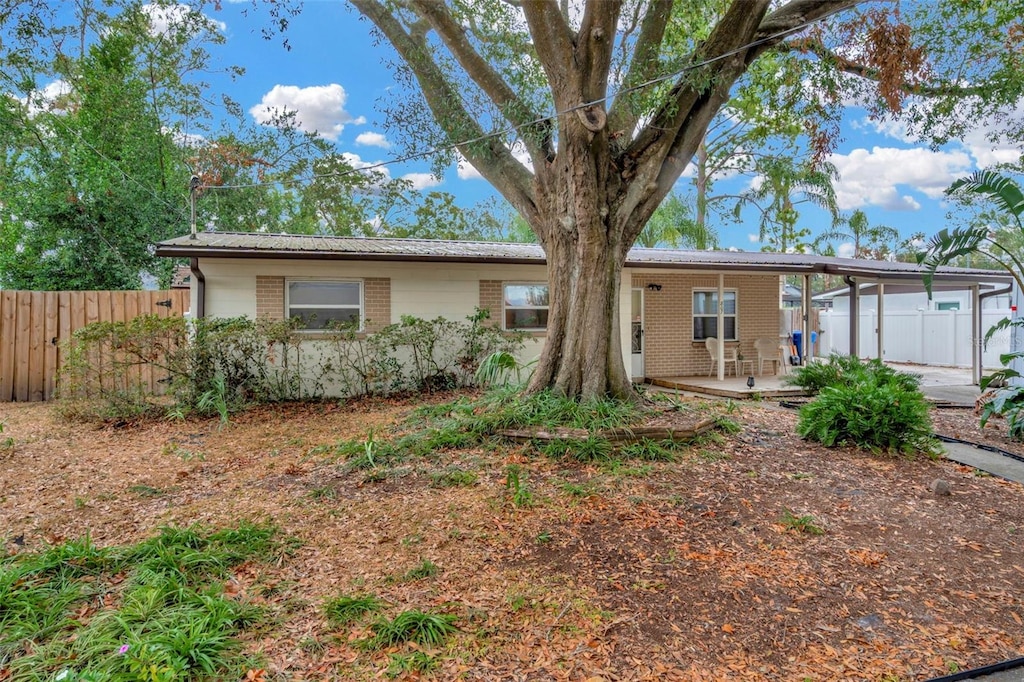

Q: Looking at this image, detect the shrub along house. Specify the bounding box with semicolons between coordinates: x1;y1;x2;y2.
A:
156;232;1012;390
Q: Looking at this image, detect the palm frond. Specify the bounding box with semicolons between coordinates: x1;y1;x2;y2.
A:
916;227;989;296
947;170;1024;229
983;316;1020;347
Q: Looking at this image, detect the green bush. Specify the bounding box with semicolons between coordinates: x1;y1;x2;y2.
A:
978;384;1024;441
796;363;939;455
55;309;525;422
786;354;921;394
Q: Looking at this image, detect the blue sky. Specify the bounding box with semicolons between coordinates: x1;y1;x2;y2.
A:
189;3;1022;251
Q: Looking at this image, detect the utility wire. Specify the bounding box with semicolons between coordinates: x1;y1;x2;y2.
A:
204;6;845;192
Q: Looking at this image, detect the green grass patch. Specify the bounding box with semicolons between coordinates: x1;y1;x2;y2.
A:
323;594;384;627
780;509;825;535
362;609;458;650
429;467;479;488
402;559;440;582
387;651;437;678
0;522;282;681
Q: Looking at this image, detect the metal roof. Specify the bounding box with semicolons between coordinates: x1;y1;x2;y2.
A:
155;232;1013;284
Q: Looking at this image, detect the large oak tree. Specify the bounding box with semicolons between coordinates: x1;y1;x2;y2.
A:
338;0;1024;400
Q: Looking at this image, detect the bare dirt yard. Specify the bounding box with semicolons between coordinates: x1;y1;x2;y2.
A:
1;394;1022;681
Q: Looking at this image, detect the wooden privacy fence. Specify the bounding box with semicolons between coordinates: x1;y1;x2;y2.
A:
0;289;189;402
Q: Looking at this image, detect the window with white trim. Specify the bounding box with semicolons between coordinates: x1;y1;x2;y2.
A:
503;283;549;331
286;280;363;330
692;289;737;341
935;301;960;311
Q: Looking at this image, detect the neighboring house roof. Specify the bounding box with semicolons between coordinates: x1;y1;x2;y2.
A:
169;265;191;289
782;283;802;304
156;232;1014;285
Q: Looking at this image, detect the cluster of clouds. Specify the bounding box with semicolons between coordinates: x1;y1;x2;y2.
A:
249;83;443;190
825;102;1024;214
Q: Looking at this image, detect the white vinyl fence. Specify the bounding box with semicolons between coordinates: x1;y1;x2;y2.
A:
819;308;1012;369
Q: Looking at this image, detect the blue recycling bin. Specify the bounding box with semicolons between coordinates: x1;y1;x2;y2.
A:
792;331;803;364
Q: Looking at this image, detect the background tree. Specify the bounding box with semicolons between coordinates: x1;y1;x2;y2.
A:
0;1;232;289
0;6;199;289
814;209;899;260
735;157;840;253
636;192;716;249
327;0;1024;399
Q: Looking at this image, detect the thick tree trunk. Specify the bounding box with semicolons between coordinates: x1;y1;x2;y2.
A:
526;224;633;401
528;224;630;399
526;124;634;401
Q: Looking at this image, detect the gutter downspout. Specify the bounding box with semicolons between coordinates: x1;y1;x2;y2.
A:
979;284;1013;386
844;276;859;357
802;274;812;364
190;257;205;319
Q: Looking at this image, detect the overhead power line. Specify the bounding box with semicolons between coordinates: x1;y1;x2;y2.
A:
203;7;844;191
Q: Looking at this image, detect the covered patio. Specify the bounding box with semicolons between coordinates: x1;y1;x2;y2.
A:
625;249;1012;390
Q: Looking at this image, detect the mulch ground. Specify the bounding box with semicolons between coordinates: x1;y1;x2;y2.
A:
1;393;1022;681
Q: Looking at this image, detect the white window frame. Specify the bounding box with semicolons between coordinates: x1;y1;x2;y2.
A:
503;282;549;332
935;300;960;311
692;288;738;341
285;279;364;331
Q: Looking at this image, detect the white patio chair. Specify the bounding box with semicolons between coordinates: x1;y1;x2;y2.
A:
754;337;783;375
705;337;738;377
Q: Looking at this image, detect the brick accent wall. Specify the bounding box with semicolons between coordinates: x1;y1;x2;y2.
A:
363;277;391;333
256;276;284;320
479;280;503;327
632;273;781;377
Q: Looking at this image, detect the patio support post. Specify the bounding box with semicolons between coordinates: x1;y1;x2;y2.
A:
717;273;725;381
972;284;982;385
802;274;812;364
846;276;860;357
877;282;885;361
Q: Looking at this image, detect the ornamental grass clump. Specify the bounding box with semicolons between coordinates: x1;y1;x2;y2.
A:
795;357;939;456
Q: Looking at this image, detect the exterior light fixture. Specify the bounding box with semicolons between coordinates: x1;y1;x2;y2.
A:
646;283;662;291
746;376;755;389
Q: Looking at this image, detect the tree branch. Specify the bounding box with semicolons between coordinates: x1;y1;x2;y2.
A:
607;0;672;138
620;0;773;245
776;37;988;99
410;0;553;165
755;0;860;38
350;0;538;221
521;0;575;107
576;0;621;101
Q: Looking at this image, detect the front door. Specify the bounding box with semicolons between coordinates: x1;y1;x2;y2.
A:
631;288;644;379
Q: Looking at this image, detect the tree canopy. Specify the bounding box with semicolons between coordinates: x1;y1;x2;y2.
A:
325;0;1024;399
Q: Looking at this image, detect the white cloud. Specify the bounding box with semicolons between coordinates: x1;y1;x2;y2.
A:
837;242;856;258
19;79;72;115
341;152;391;183
829;146;972;211
958;124;1024;169
163;126;205;148
142;4;225;35
856;117;916;143
747;233;760;244
355;131;390;149
457;154;484;180
402;172;441;190
858;98;1024;170
250;84;365;140
456;140;532;180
